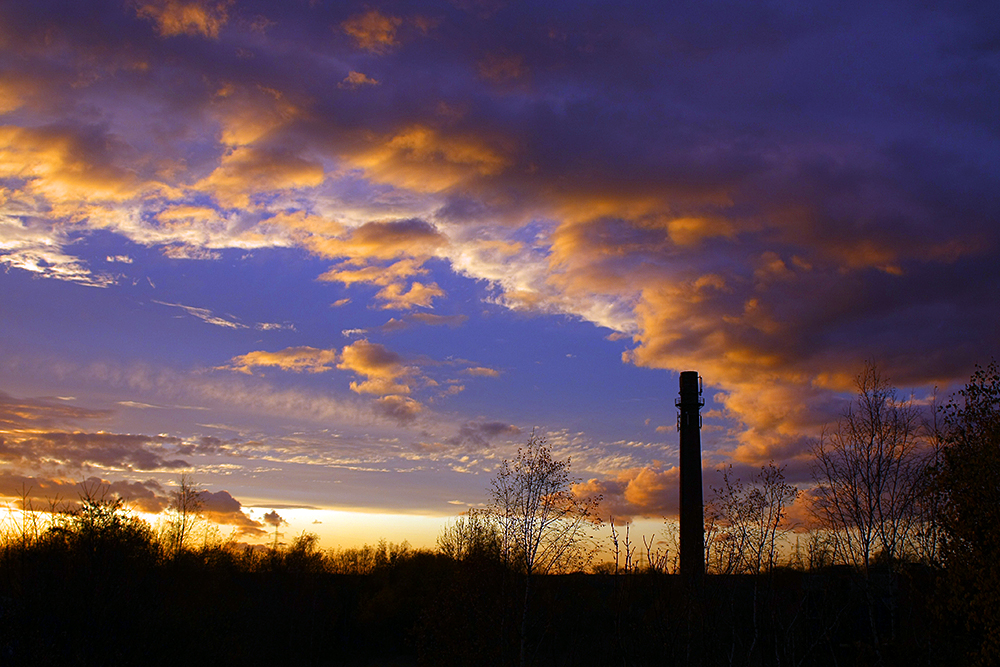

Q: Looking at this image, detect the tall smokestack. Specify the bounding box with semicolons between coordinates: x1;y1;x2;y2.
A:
677;370;705;581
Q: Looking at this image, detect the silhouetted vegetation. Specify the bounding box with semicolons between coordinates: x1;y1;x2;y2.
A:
0;364;997;665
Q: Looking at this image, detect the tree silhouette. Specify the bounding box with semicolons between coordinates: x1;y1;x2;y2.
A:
488;433;600;666
706;462;798;575
162;474;205;555
811;361;924;573
937;362;1000;664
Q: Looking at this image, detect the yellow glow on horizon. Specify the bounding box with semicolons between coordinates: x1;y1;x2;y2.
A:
242;507;452;551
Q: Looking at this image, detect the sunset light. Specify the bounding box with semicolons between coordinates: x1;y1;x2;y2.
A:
1;1;998;663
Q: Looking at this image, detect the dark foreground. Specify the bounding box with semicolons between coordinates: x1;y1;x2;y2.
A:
0;537;971;667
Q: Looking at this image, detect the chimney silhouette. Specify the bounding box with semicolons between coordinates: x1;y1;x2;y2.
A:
677;370;705;580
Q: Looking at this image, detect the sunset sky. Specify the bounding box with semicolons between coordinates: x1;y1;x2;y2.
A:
1;0;997;547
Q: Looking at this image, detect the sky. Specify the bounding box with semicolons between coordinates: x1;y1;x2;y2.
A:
0;0;997;548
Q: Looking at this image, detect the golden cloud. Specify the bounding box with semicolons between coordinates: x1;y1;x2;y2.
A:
351;125;511;193
0;390;110;430
200;489;266;537
136;0;232;39
262;210;343;237
462;366;500;377
311;221;449;309
309;219;447;261
0;474;169;514
0;73;37;114
195;145;324;208
211;83;302;147
341;10;403;53
574;465;680;522
318;258;428;287
224;347;339;375
0;125;142;203
374;281;445;310
665;216;736;246
339;71;380;89
337;339;413;396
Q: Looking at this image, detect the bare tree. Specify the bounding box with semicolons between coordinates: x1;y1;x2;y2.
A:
706;463;799;575
163;475;204;555
810;362;924;573
488;433;601;667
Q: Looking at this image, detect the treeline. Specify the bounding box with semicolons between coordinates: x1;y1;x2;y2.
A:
0;361;997;666
0;500;964;667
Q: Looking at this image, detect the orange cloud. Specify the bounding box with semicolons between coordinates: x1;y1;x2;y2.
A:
0;473;169;514
341;10;402;53
350;125;511;193
224;347;339;375
136;0;232;38
195;145;324;208
337;339;413;395
199;489;266;536
339;71;380;89
309;219;447;261
0;72;37;113
462;366;500;377
311;221;450;309
210;83;302;147
0;125;142;203
574;465;680;522
318;258;428;287
374;281;445;310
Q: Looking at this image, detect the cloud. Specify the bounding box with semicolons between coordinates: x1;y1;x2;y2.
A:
0;0;996;485
0;431;188;471
337;339;414;395
462;366;500;378
154;301;293;332
377;313;468;333
262;509;285;527
348;125;511;193
224;346;339;375
200;489;266;536
318;258;427;287
373;395;423;424
0;473;169;513
373;281;445;310
161;244;223;260
575;465;680;523
0;391;110;430
153;300;246;329
313;221;449;309
339;71;379;89
135;0;232;38
0;124;143;203
477;51;527;84
444;421;520;449
341;10;402;53
195;145;324;209
311;220;447;262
